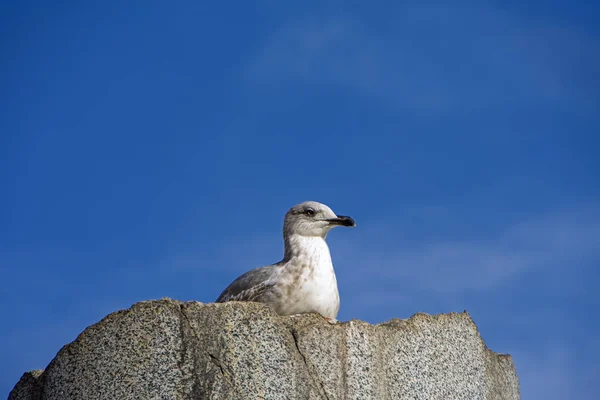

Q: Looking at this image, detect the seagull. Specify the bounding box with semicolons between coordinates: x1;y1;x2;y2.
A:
216;201;355;322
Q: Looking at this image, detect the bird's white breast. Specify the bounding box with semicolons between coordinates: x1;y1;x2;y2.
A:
275;236;340;319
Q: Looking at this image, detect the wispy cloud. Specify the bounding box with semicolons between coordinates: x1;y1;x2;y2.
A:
247;5;600;112
514;343;600;400
336;205;600;295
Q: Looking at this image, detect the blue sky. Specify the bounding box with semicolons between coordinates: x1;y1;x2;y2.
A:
1;1;599;398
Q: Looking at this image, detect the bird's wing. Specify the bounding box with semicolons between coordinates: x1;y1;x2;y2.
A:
216;266;276;303
217;281;275;302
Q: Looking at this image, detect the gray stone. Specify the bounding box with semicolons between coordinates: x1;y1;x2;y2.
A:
8;370;43;400
9;298;520;399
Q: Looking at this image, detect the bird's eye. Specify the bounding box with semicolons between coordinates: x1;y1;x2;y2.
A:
305;208;315;217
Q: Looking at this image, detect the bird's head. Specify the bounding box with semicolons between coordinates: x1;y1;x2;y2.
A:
283;201;355;238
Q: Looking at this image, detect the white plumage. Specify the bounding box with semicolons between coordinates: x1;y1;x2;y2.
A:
216;201;355;321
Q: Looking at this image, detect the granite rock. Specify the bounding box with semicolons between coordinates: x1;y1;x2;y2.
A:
8;370;43;400
9;298;519;399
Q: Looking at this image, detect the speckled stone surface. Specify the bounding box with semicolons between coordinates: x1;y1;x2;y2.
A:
9;298;520;400
8;370;43;400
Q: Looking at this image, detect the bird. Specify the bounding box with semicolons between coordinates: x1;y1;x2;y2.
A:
216;201;355;322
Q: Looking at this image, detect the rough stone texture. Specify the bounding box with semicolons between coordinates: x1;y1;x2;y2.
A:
9;298;519;400
7;370;43;400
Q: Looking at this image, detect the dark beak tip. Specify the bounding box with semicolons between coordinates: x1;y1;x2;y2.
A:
338;215;356;227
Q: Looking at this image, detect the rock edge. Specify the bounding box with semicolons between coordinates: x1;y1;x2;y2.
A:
9;298;520;400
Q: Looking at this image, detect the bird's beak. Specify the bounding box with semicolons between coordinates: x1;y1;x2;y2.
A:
325;215;356;227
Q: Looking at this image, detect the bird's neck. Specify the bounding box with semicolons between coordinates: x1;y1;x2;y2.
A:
283;234;332;265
